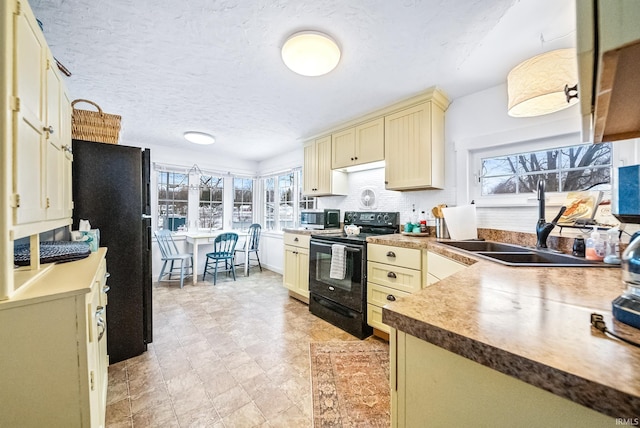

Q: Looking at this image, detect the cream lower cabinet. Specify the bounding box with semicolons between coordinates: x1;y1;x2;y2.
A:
0;250;109;428
384;88;449;191
283;233;311;302
390;328;614;428
426;251;466;285
303;135;347;196
367;244;426;333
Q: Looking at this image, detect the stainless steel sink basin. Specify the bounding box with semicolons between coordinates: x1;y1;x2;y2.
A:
474;251;616;267
439;240;617;267
440;241;530;253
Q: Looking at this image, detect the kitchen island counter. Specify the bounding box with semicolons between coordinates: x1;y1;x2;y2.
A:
372;234;640;420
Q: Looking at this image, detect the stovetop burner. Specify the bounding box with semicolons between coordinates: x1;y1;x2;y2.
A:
310;211;400;245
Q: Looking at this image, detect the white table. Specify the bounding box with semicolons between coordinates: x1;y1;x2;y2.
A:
184;230;249;285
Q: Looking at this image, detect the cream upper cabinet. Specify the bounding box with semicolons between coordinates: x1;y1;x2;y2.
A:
384;97;447;191
332;117;384;170
9;0;72;235
303;135;347;196
13;0;47;225
577;0;640;143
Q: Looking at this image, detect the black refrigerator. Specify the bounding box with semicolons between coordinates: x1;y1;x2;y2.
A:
72;139;152;364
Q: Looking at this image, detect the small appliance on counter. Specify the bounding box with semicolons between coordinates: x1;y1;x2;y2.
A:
300;209;340;230
613;231;640;329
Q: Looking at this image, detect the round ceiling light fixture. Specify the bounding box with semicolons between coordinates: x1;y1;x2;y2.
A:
507;48;578;117
184;131;215;145
281;31;341;77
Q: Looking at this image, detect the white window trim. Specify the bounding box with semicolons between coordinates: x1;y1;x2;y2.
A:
454;118;640;210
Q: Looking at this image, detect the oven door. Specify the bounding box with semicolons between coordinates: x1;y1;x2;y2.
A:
309;238;365;312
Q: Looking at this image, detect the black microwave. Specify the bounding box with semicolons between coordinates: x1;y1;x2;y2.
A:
300;209;340;230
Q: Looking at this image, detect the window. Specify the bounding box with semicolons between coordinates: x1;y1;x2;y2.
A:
479;142;612;196
199;174;224;230
232;177;253;230
157;171;188;231
262;170;314;231
279;173;294;229
264;177;276;230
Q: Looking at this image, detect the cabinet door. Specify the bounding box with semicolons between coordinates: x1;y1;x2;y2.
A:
44;58;65;219
355;117;384;165
296;246;310;297
315;135;333;194
385;102;445;190
283;245;299;291
331;127;356;169
303;142;317;194
61;91;74;218
14;5;47;224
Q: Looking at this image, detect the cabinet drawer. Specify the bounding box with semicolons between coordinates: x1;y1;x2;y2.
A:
368;282;411;307
284;233;310;248
428;251;466;280
368;244;422;269
368;261;422;293
367;304;390;333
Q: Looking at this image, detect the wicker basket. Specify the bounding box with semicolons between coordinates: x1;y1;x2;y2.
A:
71;99;121;144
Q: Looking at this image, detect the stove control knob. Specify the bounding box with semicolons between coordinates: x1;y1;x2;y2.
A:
383;213;390;223
377;214;383;222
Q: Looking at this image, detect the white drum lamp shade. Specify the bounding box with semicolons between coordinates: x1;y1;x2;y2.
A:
507;48;578;117
281;31;341;76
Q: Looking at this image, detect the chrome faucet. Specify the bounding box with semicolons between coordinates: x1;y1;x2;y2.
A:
535;179;566;249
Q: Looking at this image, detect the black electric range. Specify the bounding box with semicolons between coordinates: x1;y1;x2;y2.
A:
308;211;399;339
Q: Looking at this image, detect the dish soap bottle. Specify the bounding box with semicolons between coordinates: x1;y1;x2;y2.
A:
419;211;427;233
603;228;621;264
585;227;605;261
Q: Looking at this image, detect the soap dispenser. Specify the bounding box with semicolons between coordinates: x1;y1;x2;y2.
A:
603;228;621;264
585;227;605;261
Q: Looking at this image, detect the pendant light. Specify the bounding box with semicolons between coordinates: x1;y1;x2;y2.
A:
281;31;341;77
507;48;578;117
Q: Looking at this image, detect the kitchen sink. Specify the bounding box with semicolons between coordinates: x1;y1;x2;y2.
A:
439;240;617;267
440;241;530;253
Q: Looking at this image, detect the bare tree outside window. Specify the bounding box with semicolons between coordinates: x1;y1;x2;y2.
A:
157;172;188;231
481;143;611;196
233;178;253;230
199;175;224;230
279;173;295;229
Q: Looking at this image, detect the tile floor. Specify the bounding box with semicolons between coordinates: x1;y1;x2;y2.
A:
105;268;367;427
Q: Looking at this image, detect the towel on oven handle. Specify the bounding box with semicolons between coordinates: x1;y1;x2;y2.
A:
329;244;346;280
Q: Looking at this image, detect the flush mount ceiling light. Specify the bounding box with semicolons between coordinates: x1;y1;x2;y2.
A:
281;31;341;76
184;131;215;145
507;48;578;117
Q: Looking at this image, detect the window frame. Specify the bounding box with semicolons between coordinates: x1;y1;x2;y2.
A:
261;169;314;231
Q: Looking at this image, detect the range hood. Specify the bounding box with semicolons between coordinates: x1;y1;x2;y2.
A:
577;0;640;143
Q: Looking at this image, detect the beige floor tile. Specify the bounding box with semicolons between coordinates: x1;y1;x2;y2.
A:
106;269;372;428
221;401;267;428
211;385;253;418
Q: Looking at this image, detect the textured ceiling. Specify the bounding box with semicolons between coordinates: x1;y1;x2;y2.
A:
30;0;576;163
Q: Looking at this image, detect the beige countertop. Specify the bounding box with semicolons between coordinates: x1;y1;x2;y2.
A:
372;234;640;418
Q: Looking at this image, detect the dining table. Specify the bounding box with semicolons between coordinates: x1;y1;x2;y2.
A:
183;230;249;285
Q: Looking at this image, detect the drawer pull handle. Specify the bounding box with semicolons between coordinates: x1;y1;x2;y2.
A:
387;272;397;279
102;285;110;294
294;237;299;242
386;251;396;258
387;294;396;302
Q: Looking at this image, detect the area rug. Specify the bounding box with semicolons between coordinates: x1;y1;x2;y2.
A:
310;339;390;427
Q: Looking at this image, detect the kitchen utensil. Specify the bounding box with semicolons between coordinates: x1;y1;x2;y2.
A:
435;218;449;239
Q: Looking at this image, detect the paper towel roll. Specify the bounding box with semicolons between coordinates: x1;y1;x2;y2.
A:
441;205;478;240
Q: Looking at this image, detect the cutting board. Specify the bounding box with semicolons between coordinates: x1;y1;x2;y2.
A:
441;205;478;240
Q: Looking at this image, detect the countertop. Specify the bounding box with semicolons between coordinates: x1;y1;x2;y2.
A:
372;234;640;418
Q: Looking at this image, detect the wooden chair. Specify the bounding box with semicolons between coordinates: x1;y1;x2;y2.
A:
235;223;262;274
203;232;239;285
155;229;193;288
